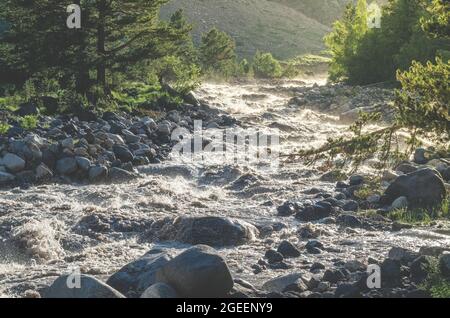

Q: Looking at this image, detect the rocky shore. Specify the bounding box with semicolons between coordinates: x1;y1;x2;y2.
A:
0;101;237;188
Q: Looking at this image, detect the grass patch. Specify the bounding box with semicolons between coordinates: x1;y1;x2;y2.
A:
0;122;11;135
18;115;38;130
421;259;450;298
387;198;450;225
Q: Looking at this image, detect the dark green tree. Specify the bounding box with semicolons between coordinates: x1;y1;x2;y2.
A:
199;28;237;77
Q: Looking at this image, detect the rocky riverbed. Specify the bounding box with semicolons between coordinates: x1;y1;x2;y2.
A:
0;77;449;298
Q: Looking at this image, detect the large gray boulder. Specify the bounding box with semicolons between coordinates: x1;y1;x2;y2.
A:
1;153;26;172
44;274;125;298
106;249;172;298
155;245;233;298
382;168;446;210
56;157;78;175
152;216;258;247
108;167;137;182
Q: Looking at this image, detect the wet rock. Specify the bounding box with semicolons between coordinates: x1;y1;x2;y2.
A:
382;168;446;210
262;273;308;293
322;269;346;284
45;274;125;298
305;240;323;254
277;241;301;258
1;153;26;172
108;167;137;182
156;245;233;298
56;157;78;175
310;262;325;272
122;129;141;144
0;171;16;183
298;224;321;239
140;283;178;298
88;165;108;182
75;156;91;172
380;259;401;287
35;163;53;181
335;283;361;298
382;170;400;182
410;256;434;283
152;216;258;247
349;175;364;186
439;252;450;278
277;201;299;217
414;148;428;164
390;196;408;210
61;138;74;150
15;102;39;116
388;247;420;264
342;200;359;212
336;214;362;228
396;163;418;174
295;202;334;222
106;249;172;297
265;249;284;264
112;145;134;163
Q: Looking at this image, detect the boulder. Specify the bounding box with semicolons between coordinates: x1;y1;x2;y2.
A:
382;168;446;210
112;145;134;163
56;157;78;175
44;274;125;298
277;241;301;258
108;167;137;182
295;202;334;222
35;163;53;181
262;273;308;293
15;102;39;116
410;256;434;283
75;156;91;172
413;148;428;164
140;283;178;298
106;249;172;297
265;249;284;264
153;216;258;247
0;171;15;183
1;153;26;172
156;245;233;297
89;165;108;182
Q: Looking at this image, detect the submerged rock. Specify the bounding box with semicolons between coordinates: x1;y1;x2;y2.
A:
151;216;258;247
262;273;309;293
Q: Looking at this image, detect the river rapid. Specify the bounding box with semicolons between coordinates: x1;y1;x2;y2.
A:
1;77;449;297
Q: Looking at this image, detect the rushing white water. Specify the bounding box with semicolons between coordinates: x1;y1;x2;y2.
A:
0;77;449;297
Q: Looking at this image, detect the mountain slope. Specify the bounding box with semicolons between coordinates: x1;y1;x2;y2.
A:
160;0;330;59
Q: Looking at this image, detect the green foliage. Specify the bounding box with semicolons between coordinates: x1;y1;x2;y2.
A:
421;259;450;298
0;122;11;135
18;115;38;130
395;58;450;142
200;28;238;78
112;82;182;111
0;0;197;106
325;0;450;84
252;52;283;79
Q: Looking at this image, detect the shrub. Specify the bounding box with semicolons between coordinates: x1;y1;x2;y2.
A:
18;115;38;130
252;51;283;79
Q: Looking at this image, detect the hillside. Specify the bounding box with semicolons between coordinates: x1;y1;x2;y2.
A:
270;0;353;26
160;0;331;59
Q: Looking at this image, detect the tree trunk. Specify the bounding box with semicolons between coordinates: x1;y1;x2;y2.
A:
97;0;107;90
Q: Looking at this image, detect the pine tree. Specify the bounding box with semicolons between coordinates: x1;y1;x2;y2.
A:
199;28;237;77
0;0;193;95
